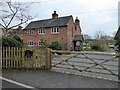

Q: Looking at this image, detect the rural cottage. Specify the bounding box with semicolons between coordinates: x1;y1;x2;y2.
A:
20;11;83;50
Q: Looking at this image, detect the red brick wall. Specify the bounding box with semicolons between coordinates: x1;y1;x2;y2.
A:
66;17;81;50
20;26;68;49
20;17;81;50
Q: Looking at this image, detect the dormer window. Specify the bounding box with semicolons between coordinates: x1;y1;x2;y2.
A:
51;27;59;34
28;29;34;35
38;28;45;34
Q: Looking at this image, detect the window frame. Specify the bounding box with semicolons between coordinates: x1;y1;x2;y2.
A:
51;27;59;34
28;29;34;35
28;40;34;46
38;28;45;34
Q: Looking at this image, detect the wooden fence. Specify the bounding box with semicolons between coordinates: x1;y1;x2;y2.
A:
2;47;120;81
2;47;51;70
51;50;120;81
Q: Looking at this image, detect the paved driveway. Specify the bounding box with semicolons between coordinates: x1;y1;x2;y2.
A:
2;69;120;88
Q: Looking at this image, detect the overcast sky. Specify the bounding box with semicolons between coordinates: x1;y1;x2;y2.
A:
8;0;119;37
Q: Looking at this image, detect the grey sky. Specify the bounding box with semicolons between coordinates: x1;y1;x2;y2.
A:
9;0;119;37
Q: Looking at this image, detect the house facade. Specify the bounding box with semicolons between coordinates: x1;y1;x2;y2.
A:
20;11;83;50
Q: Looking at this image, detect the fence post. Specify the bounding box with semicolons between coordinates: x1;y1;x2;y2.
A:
48;48;52;70
45;48;51;70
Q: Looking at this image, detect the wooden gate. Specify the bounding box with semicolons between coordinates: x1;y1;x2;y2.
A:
51;50;120;81
2;47;51;70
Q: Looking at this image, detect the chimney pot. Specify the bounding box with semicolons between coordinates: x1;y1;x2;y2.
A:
75;17;80;25
52;11;58;19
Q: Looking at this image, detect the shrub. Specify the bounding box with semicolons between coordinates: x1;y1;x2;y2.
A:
13;35;23;44
47;40;62;50
91;45;102;51
2;36;22;47
39;38;47;47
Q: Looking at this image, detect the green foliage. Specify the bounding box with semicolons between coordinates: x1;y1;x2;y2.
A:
39;38;47;47
2;36;22;47
91;45;103;51
13;35;23;44
47;40;62;50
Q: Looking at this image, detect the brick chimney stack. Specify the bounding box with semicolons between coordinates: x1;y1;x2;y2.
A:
75;17;80;26
75;17;81;35
52;11;58;19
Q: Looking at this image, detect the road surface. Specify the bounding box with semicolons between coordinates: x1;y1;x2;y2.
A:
2;69;120;89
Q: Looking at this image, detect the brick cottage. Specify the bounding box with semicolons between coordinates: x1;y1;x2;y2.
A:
20;11;83;50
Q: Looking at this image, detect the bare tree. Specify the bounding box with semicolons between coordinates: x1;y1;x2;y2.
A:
94;30;106;40
93;30;109;51
0;2;34;36
83;34;92;40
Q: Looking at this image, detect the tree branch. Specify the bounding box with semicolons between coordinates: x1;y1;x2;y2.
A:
7;2;14;13
6;10;18;28
8;19;30;29
0;2;34;36
0;23;7;29
1;18;7;27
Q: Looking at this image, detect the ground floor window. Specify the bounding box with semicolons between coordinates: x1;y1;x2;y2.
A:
28;40;34;46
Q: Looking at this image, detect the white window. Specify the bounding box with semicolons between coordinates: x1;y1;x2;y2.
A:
28;29;34;35
28;40;34;46
51;27;59;34
38;28;45;34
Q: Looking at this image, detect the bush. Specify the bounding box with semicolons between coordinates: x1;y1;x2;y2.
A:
2;36;23;47
47;40;62;50
13;35;23;44
39;38;47;47
91;45;102;51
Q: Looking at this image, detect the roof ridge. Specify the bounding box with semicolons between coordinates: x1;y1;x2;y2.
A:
31;15;72;23
24;15;73;29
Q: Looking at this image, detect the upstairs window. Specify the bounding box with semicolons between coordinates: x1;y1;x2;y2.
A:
28;29;34;35
38;28;45;34
28;40;34;46
51;27;59;34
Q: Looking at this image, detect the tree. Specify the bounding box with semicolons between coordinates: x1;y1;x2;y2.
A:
0;2;33;36
94;30;105;40
93;30;108;51
13;35;23;44
83;34;92;40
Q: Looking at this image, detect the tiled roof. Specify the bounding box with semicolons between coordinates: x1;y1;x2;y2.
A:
24;15;72;29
